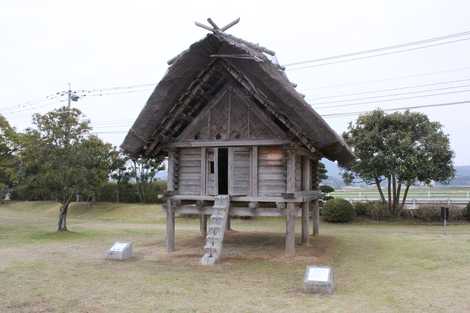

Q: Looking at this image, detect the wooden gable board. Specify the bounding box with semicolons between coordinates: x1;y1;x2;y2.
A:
177;84;286;142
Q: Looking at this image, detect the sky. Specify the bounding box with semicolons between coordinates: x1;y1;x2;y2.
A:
1;0;470;166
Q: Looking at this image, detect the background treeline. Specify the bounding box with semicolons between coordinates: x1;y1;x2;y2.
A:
11;181;167;203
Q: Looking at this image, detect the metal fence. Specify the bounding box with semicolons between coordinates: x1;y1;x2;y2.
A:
332;188;470;206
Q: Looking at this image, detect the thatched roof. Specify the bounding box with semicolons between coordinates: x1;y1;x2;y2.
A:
121;31;354;167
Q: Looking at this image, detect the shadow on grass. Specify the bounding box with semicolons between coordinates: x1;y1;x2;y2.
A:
29;229;99;242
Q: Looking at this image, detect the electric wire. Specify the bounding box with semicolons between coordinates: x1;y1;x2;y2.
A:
310;77;470;101
285;29;470;67
320;100;470;118
313;83;470;107
286;37;470;71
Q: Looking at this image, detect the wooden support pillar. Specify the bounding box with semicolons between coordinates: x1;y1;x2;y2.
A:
285;203;296;256
197;200;207;237
312;199;320;236
200;148;207;196
285;148;296;256
250;146;258;197
226;214;231;230
167;150;176;192
311;158;320;236
301;156;311;244
165;199;175;252
200;214;208;238
301;201;310;244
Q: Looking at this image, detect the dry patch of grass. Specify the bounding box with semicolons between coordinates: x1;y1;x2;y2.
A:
2;202;470;312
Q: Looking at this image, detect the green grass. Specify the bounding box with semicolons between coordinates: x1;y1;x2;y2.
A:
1;201;470;312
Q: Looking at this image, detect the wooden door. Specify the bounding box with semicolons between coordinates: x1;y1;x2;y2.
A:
229;147;251;195
206;148;217;195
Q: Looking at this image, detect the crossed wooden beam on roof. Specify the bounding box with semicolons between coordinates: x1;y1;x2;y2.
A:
195;18;241;33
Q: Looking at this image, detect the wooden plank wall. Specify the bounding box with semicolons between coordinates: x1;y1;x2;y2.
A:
230;147;250;195
258;146;286;197
178;148;202;195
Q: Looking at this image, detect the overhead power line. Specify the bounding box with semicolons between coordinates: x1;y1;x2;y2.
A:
314;83;470;107
309;77;470;101
2;86;153;115
91;99;470;134
285;29;470;69
321;100;470;118
91;131;129;134
315;87;470;109
300;65;470;92
286;37;470;71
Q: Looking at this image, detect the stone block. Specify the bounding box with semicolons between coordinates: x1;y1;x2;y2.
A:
106;242;133;260
303;266;335;294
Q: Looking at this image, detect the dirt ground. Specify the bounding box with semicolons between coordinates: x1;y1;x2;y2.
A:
2;201;470;313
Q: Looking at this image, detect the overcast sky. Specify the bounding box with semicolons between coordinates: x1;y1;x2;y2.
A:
1;0;470;165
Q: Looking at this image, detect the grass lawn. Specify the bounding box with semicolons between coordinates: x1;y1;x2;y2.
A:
1;201;470;313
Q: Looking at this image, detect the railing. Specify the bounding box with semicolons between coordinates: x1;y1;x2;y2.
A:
331;188;470;206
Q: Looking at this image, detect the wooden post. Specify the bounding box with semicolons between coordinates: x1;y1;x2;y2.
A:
166;199;175;252
197;200;207;238
301;157;311;244
226;214;231;230
312;200;320;236
167;151;176;192
200;147;207;196
200;214;208;238
311;159;320;236
250;146;258;196
286;203;296;256
285;149;296;256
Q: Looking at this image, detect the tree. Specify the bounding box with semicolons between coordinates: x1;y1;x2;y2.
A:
318;161;328;182
19;107;113;231
130;157;165;203
0;115;19;199
343;110;454;215
109;148;131;202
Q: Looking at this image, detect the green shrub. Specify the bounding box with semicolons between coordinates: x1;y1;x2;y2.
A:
366;201;389;221
464;203;470;221
320;185;335;194
412;204;465;222
323;198;355;223
96;181;167;203
413;206;440;222
352;201;389;220
450;206;465;221
353;202;369;216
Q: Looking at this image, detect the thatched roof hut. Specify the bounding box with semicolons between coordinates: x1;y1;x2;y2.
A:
121;20;354;262
121;31;353;167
